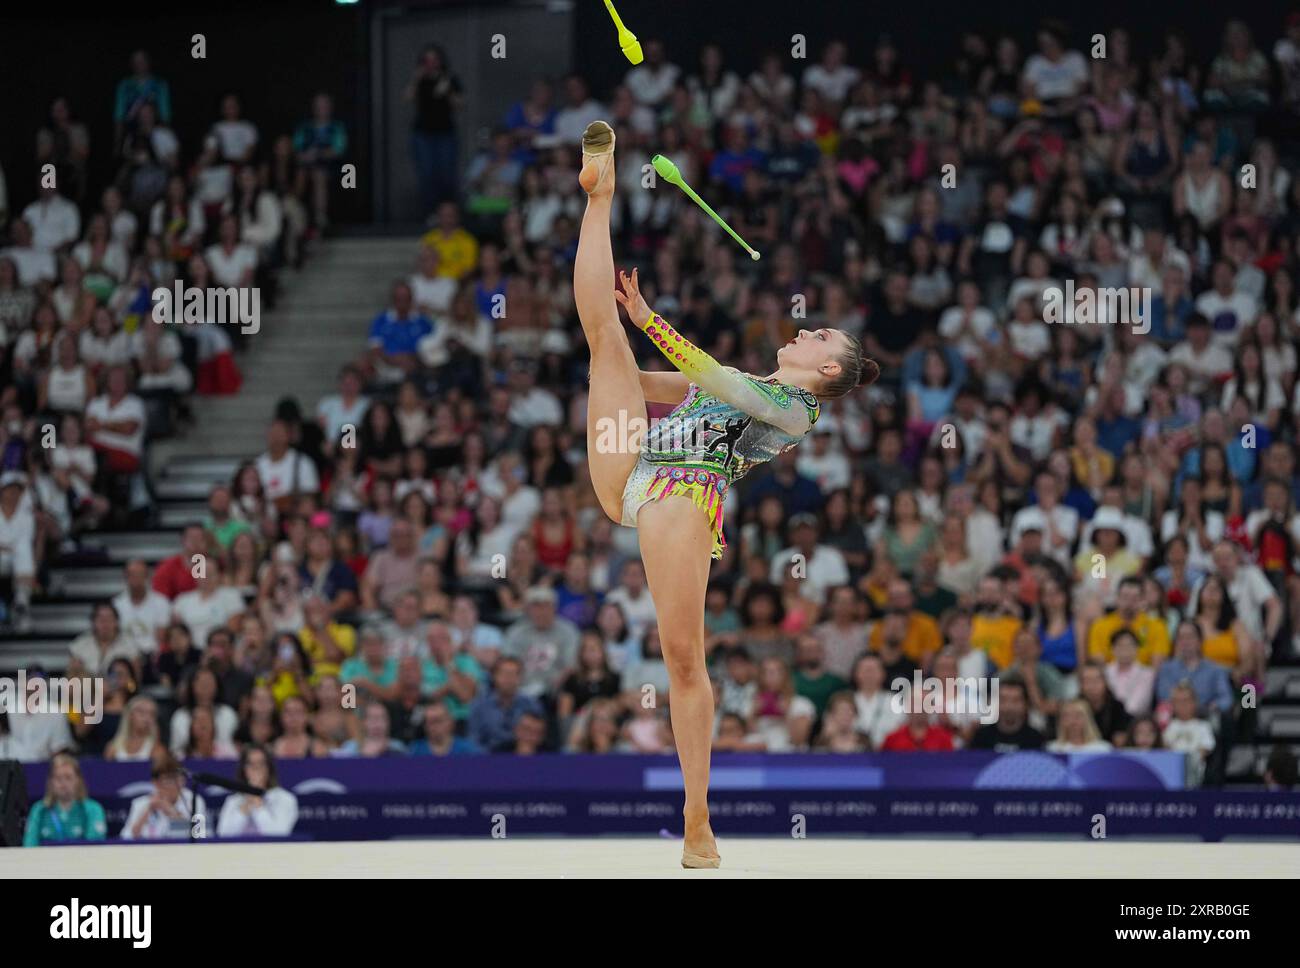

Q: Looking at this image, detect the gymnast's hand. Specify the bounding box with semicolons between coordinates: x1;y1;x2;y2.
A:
614;268;651;327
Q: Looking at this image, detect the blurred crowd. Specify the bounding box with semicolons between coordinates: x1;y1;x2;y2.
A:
0;50;348;628
10;16;1300;836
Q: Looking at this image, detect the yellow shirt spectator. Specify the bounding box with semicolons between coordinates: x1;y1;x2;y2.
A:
298;621;357;679
869;611;941;664
970;613;1022;670
1087;611;1171;665
420;227;478;281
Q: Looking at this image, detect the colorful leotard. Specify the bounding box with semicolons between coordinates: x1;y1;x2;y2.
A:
620;312;820;558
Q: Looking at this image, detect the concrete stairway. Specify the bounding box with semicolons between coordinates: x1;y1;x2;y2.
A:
1;236;418;673
151;236;418;464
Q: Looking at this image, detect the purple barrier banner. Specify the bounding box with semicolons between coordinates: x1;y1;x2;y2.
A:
28;789;1300;842
22;749;1190;799
17;751;1299;842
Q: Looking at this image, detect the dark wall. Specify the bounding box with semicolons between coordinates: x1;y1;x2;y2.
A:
574;0;1300;100
1;0;369;221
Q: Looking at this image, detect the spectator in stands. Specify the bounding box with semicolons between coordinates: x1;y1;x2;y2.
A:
771;513;850;605
292;93;347;231
502;585;580;699
334;701;407;757
121;750;206;840
112;558;170;653
1263;745;1298;790
1087;574;1172;665
1162;682;1218;785
103;693;159;761
85;363;146;486
216;743;299;837
23;752;107;846
272;694;327;759
0;471;36;630
67;601;138;677
419;202;478;281
150;524;206;600
1105;628;1156;717
1155;620;1236;718
171;555;244;648
881;707;956;752
467;656;544;752
869;579;942;665
970;679;1045;751
409;699;480;756
168;665;238;755
1047;698;1113;753
1077;661;1133;746
255;417;320;516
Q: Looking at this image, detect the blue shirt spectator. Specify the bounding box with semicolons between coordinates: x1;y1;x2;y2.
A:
467;659;544;752
1155;655;1235;714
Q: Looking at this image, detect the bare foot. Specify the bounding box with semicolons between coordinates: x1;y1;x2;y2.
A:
579;120;616;197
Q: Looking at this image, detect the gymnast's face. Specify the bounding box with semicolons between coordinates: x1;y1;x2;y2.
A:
778;328;850;381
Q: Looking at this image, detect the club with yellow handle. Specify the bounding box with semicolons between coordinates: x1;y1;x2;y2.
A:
602;0;643;65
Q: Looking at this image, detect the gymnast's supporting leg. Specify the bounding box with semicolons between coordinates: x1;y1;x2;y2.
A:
574;121;643;522
637;497;720;867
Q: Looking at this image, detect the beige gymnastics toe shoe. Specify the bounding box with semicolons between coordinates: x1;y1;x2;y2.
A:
579;120;616;196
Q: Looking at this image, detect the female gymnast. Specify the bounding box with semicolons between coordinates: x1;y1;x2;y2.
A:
574;121;879;868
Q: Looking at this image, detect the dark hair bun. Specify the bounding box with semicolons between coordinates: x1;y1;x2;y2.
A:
859;358;881;387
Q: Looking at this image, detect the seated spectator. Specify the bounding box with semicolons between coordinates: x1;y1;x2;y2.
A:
23;753;107;846
334;702;408;757
848;652;904;751
297;593;356;679
0;471;37;630
171;557;244;649
1003;628;1066;724
1105;629;1156;717
1161;683;1217;785
168;666;238;755
556;630;620;721
85;363;146;476
1087;575;1172;665
121;751;207;840
880;708;956;752
103;694;160;762
184;705;238;759
501;585;580;698
256;417;320;516
748;657;815;752
1047;698;1114;753
409;700;482;756
869;578;942;664
1155;620;1236;718
272;694;328;759
112;559;171;653
362;519;421;612
67;601;138;678
215;744;300;837
466;657;544;752
1078;660;1134;745
969;679;1045;752
152;524;208;600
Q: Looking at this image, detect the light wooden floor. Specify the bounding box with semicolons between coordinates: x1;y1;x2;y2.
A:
8;838;1299;878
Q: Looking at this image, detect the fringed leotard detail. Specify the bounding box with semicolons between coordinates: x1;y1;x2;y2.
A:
621;312;820;558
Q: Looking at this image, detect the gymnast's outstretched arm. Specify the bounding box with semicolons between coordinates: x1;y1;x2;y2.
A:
614;268;812;436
